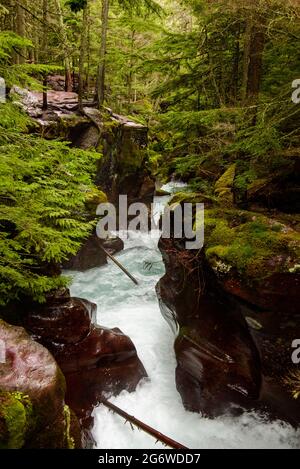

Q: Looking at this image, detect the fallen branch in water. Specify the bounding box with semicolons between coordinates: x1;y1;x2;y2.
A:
100;245;139;285
101;399;188;449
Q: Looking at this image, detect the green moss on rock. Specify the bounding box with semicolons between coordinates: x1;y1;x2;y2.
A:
168;192;300;281
63;405;75;449
203;208;300;279
0;391;34;449
214;164;236;206
155;188;171;197
85;187;108;214
168;191;215;208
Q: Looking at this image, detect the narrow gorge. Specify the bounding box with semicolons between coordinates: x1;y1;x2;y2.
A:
0;0;299;453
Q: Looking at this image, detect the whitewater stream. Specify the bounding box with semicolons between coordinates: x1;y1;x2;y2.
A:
69;183;300;449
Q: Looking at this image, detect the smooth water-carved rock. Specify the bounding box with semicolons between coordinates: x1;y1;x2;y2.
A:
57;328;147;427
25;297;96;344
45;325;141;374
63;233;124;271
0;320;80;448
63;233;107;271
156;199;300;423
157;238;261;416
25;293;147;426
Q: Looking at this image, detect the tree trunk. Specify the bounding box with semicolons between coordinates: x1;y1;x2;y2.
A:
230;24;240;104
15;2;26;64
241;17;253;104
242;13;266;106
34;29;39;64
78;3;88;112
127;29;135;112
95;0;110;108
55;0;72;92
86;10;91;96
42;0;48;110
246;19;266;103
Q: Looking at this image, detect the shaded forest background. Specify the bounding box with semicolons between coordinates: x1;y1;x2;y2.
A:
1;0;300;177
0;0;300;304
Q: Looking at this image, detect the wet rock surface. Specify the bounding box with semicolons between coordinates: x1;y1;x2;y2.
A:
63;233;107;271
222;272;300;314
25;297;96;344
24;291;147;429
0;319;80;448
63;233;124;271
156;204;300;424
157;238;262;416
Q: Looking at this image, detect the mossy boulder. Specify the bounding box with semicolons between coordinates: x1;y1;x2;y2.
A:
0;319;81;448
168;191;215;208
165;191;300;296
202;208;300;279
214;164;236;206
194;208;300;312
85;187;108;215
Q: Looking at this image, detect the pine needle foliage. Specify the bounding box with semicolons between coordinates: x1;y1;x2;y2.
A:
0;102;99;305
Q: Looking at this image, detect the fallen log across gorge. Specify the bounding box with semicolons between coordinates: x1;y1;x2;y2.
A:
101;399;188;449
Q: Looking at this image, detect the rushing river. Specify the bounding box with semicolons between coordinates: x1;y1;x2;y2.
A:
69;183;300;449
